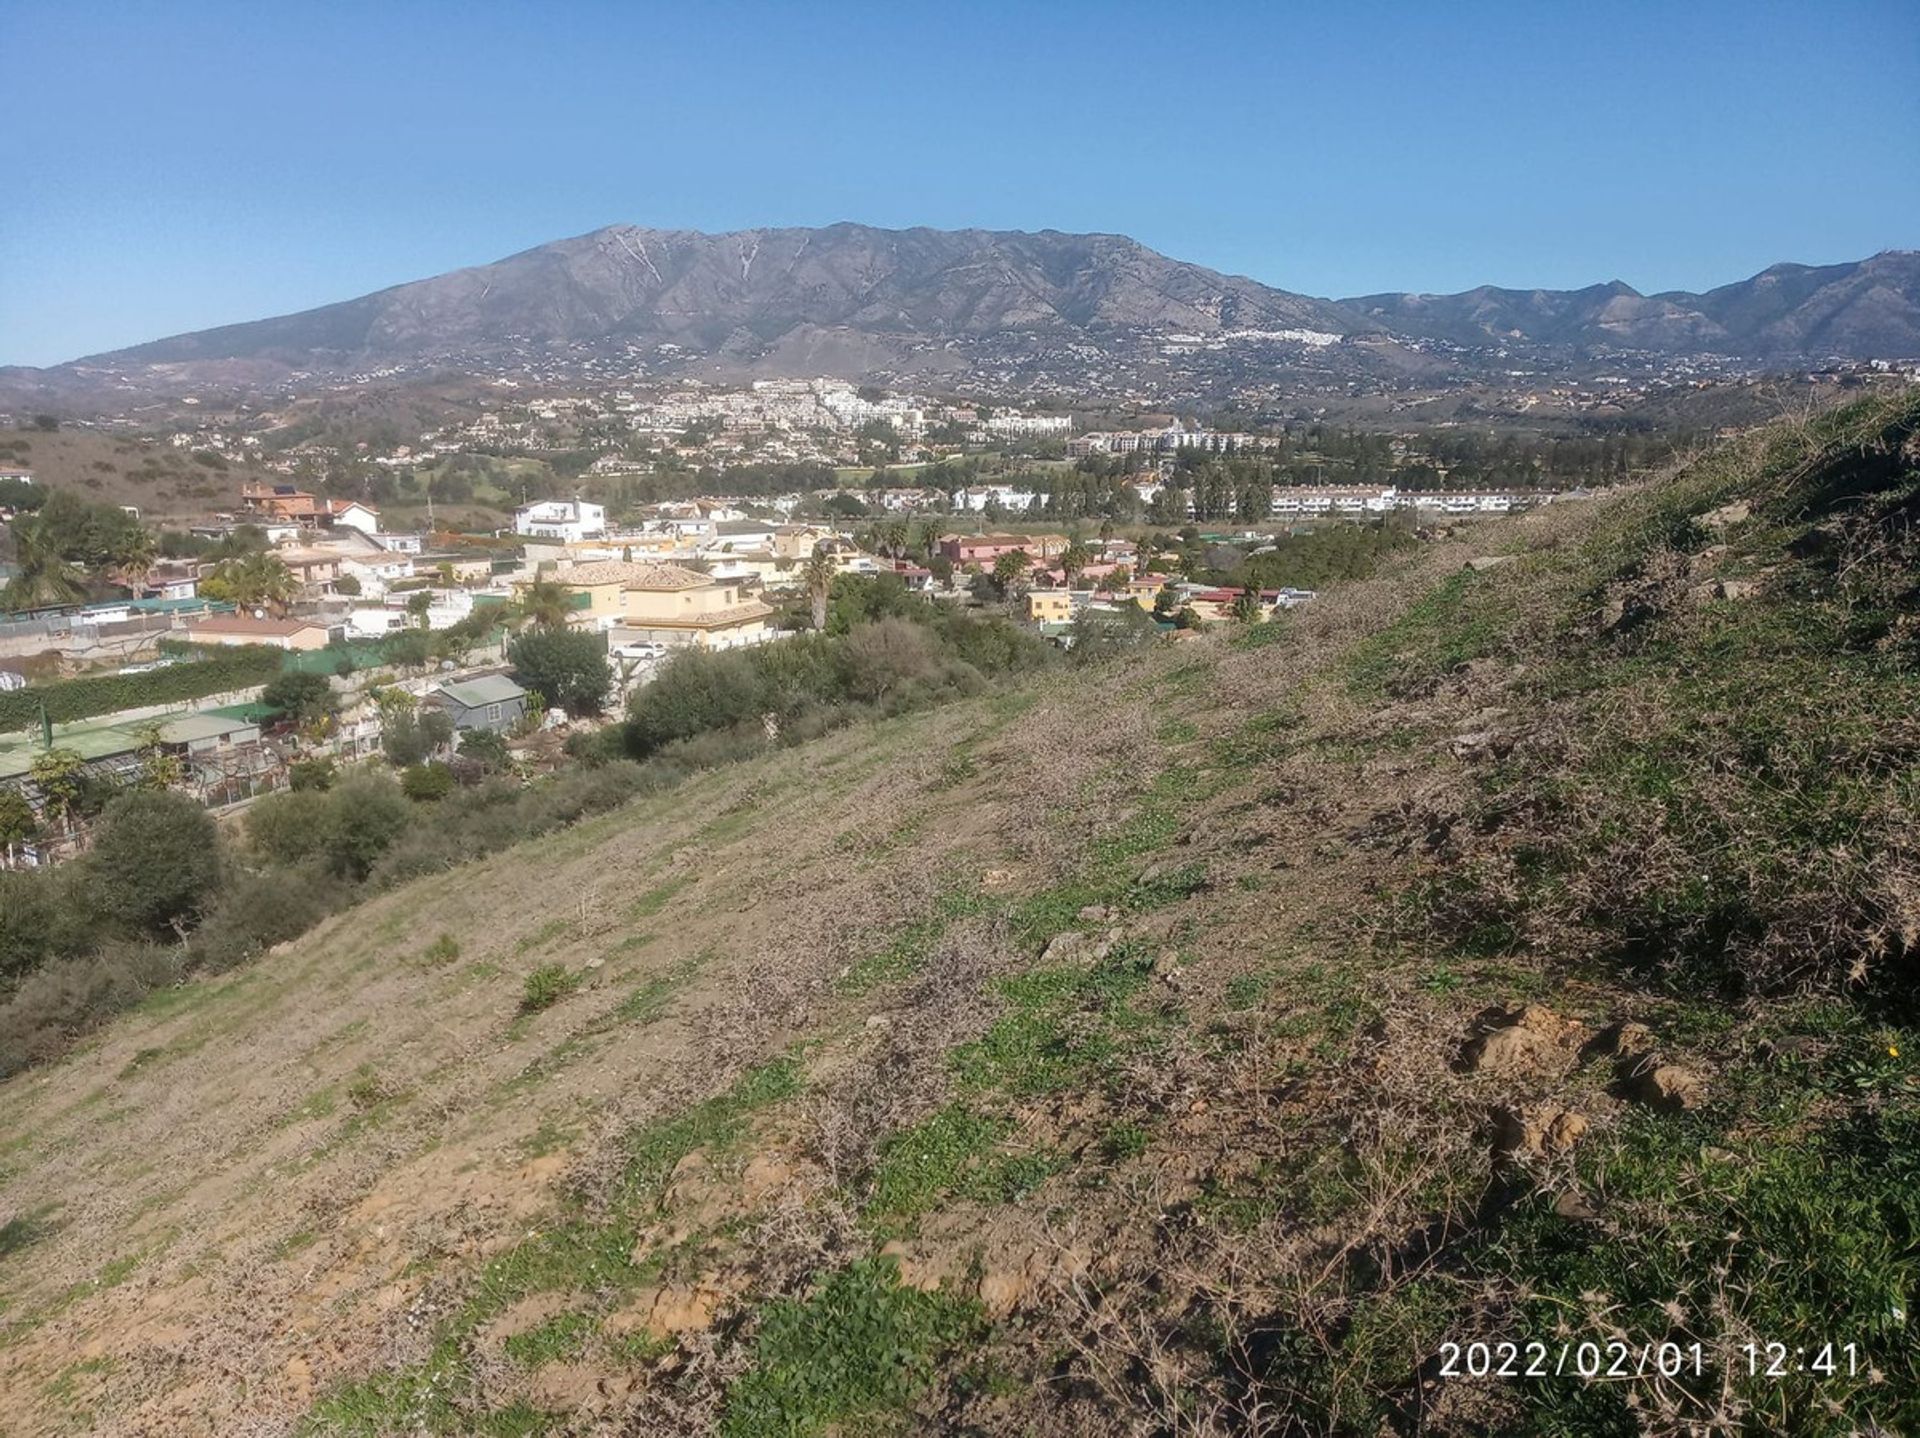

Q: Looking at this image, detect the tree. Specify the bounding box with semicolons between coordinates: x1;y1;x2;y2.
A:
457;727;511;773
382;706;452;766
1068;602;1159;664
991;549;1033;600
1060;539;1092;589
322;773;412;880
89;790;221;937
515;578;577;630
0;789;35;847
109;528;157;594
405;591;433;628
801;548;836;632
509;626;611;714
247;788;333;866
385;630;432;669
333;573;363;597
133;723;184;791
261;671;338;726
28;748;86;829
201;552;297;613
3;525;88;611
288;756;337;791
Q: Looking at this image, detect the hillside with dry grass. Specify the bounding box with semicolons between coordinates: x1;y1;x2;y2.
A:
0;393;1916;1436
0;426;281;526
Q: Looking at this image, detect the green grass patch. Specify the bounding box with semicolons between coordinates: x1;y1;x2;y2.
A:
720;1257;984;1438
501;1310;597;1368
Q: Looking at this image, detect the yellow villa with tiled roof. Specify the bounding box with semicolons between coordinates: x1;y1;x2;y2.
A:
537;559;777;650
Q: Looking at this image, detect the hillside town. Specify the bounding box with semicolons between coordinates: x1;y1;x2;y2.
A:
5;424;1553;862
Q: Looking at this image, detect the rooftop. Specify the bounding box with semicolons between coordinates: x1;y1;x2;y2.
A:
435;674;528;708
188;614;329;637
557;561;711;591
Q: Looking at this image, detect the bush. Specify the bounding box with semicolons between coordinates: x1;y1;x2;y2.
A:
401;762;455;802
261;671;338;725
0;944;184;1079
88;791;222;938
323;773;413;880
0;789;35;845
383;708;454;767
0;871;58;986
193;861;351;972
458;728;511;772
843;618;939;702
247;788;334;866
289;756;337;792
509;627;612;715
520;963;580;1011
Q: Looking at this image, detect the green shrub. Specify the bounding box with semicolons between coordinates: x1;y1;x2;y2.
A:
457;728;511;772
288;756;337;791
88;791;222;938
322;773;412;880
260;671;338;725
520;963;580;1012
246;788;334;866
400;762;455;802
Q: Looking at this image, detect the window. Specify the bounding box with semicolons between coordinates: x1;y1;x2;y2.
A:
487;703;501;723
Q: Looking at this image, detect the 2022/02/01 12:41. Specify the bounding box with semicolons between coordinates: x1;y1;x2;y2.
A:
1435;1340;1866;1381
1744;1342;1863;1378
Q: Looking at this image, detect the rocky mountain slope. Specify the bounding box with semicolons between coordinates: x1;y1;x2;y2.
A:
1344;248;1920;357
57;224;1364;380
8;230;1915;408
0;393;1916;1436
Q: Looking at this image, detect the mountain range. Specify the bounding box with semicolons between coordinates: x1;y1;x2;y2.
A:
8;225;1918;404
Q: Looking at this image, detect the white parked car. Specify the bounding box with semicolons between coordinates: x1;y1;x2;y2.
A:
611;641;668;661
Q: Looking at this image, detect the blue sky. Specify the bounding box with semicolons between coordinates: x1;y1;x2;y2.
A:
2;0;1915;366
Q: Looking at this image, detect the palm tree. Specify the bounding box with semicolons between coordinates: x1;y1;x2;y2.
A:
1060;539;1092;589
3;525;88;612
879;520;910;560
515;577;576;630
801;547;836;631
991;549;1032;602
110;529;157;595
206;552;298;614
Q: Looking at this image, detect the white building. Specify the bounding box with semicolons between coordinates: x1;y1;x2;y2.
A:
515;499;607;542
331;500;382;536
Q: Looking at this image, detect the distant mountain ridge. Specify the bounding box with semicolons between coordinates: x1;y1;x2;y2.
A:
11;228;1920;402
1343;250;1920;357
88;224;1363;370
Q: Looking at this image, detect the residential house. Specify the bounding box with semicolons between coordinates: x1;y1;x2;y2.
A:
771;523;836;560
608;564;777;651
430;674;529;733
937;533;1066;569
183;614;333;651
241;483;330;525
1026;590;1079;624
515;498;607;542
331;500;382;536
702;518;779;554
